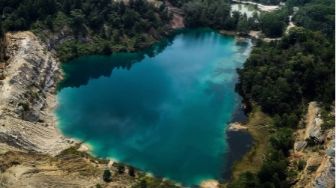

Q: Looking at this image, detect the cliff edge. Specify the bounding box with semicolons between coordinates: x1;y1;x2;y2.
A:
0;31;178;188
0;31;72;155
290;102;335;188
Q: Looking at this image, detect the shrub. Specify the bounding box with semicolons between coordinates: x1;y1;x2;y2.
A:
297;160;306;171
103;169;112;182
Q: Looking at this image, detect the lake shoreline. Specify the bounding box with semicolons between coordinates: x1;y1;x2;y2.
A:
55;28;255;186
228;106;273;183
222;103;253;177
0;28;255;187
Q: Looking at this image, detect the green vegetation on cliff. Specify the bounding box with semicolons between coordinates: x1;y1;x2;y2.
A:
229;0;334;187
0;0;171;61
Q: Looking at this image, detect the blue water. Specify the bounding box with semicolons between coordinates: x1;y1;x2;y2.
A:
56;29;252;186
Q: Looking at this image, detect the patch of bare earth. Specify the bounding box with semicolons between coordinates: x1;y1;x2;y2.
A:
165;0;185;29
290;102;335;188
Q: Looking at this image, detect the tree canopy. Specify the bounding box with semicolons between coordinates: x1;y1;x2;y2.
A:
0;0;171;61
237;27;334;119
293;0;335;37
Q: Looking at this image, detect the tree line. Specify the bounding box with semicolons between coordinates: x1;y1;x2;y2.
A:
0;0;171;61
228;0;334;186
178;0;289;37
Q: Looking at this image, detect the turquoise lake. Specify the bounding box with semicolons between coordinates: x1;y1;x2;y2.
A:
56;29;252;186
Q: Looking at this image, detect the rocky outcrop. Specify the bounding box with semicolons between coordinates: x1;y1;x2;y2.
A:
0;31;180;188
290;102;335;188
294;102;325;152
165;0;185;29
304;102;324;143
0;32;72;155
38;26;92;51
313;139;335;188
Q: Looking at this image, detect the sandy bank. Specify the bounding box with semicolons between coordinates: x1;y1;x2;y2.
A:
200;179;219;188
228;122;248;131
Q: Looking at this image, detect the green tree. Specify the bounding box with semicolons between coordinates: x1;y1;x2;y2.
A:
69;9;85;34
260;12;286;37
128;166;135;177
117;164;125;174
270;128;294;156
103;169;112;182
237;14;249;34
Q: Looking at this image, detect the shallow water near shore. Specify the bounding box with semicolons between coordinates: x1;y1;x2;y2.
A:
56;29;252;185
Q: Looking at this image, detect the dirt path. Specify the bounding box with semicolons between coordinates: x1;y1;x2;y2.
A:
285;15;296;34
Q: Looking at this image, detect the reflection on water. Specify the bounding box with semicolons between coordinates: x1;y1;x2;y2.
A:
59;37;174;89
56;28;252;186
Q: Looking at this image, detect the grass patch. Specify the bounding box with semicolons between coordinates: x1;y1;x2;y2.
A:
55;145;106;176
230;105;273;181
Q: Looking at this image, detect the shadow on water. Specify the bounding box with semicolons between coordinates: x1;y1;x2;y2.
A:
56;28;254;185
57;28;230;90
222;130;253;181
58;35;175;90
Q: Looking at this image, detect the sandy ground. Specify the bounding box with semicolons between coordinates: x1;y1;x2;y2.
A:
171;14;185;29
200;179;219;188
232;0;280;12
285;15;296;34
228;122;248;131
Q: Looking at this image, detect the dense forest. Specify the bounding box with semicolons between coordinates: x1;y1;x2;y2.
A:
237;28;334;119
229;29;334;187
229;0;334;187
0;0;171;61
292;0;335;38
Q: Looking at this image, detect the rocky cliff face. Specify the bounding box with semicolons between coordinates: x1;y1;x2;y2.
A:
291;102;335;188
0;32;72;155
0;35;6;61
0;31;178;188
0;35;7;80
